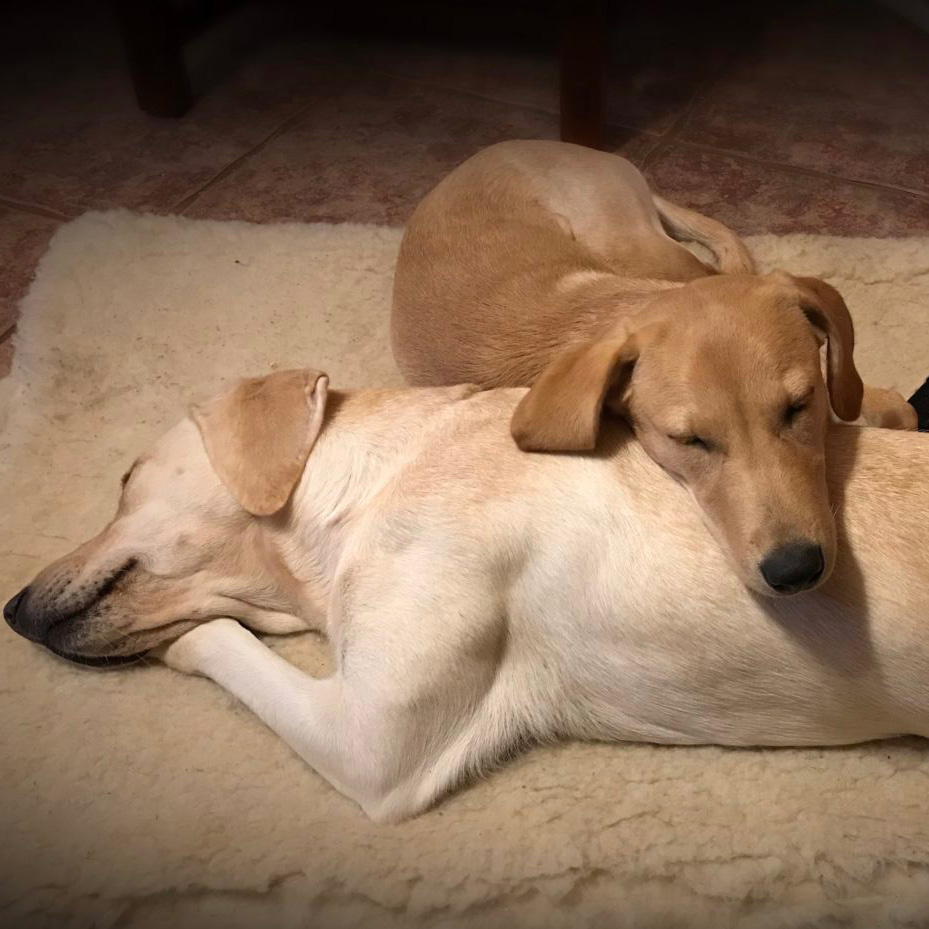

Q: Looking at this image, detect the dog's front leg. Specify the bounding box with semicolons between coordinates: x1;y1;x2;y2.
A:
156;619;408;821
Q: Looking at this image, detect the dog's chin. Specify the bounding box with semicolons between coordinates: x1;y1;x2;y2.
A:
743;571;831;599
42;618;162;668
752;584;808;600
42;641;145;668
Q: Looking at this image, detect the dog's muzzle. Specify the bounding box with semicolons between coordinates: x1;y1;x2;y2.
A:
4;574;142;667
4;586;44;642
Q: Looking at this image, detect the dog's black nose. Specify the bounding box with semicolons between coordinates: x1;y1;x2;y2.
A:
759;543;825;594
4;587;28;628
4;586;52;643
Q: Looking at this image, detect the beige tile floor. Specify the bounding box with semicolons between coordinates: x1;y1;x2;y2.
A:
1;0;928;378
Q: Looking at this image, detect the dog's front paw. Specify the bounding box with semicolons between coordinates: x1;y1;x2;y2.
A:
151;618;246;675
860;386;919;431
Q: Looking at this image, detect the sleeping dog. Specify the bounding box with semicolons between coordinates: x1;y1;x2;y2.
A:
5;369;929;821
392;140;917;596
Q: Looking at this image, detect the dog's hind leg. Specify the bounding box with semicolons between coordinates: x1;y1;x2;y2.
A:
652;195;756;274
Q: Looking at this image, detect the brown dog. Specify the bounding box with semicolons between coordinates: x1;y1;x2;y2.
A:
391;140;916;597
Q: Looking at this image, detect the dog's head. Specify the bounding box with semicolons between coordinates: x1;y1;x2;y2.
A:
511;272;863;597
3;369;329;664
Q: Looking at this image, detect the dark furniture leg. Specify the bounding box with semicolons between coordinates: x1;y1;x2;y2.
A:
559;1;607;149
115;0;192;117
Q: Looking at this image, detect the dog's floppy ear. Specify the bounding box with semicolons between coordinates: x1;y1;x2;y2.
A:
511;332;641;452
191;369;329;516
788;275;864;422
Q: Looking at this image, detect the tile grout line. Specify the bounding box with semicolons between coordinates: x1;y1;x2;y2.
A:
645;44;929;204
364;66;668;141
171;60;397;214
170;64;669;215
670;139;929;203
0;197;73;222
668;49;746;142
364;53;929;205
364;66;563;118
629;134;665;165
2;59;921;225
641;50;743;171
170;95;336;214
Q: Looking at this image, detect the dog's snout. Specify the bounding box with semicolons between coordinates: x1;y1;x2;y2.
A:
4;586;52;643
4;587;29;629
4;586;27;624
759;542;825;594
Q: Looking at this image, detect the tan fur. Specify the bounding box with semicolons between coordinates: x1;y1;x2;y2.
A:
787;274;864;420
192;369;329;516
510;331;642;452
861;385;919;430
392;140;915;593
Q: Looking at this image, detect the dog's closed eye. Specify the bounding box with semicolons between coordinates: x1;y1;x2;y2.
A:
120;462;138;489
669;433;714;453
783;401;807;425
782;390;814;427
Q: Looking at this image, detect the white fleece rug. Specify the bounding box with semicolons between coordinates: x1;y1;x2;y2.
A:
2;212;929;929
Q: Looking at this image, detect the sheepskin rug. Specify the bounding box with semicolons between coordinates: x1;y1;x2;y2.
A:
2;212;929;929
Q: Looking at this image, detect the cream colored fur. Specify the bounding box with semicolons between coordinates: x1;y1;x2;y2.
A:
2;211;929;928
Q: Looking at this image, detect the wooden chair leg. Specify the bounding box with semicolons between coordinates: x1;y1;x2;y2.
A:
115;0;192;117
559;0;607;149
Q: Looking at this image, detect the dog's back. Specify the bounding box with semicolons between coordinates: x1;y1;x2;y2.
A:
391;140;742;388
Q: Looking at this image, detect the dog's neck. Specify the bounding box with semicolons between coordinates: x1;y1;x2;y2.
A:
556;272;686;343
279;386;481;613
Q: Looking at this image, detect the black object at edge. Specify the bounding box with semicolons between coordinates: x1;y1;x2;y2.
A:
907;377;929;432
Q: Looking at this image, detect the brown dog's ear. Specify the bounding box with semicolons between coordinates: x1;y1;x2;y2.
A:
791;275;864;422
191;369;329;516
511;333;640;452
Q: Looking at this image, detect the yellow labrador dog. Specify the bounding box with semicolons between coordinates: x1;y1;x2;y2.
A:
6;369;929;822
392;140;917;596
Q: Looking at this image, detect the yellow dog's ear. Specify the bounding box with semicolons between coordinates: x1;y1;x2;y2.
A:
511;330;642;452
785;274;864;422
191;369;329;516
